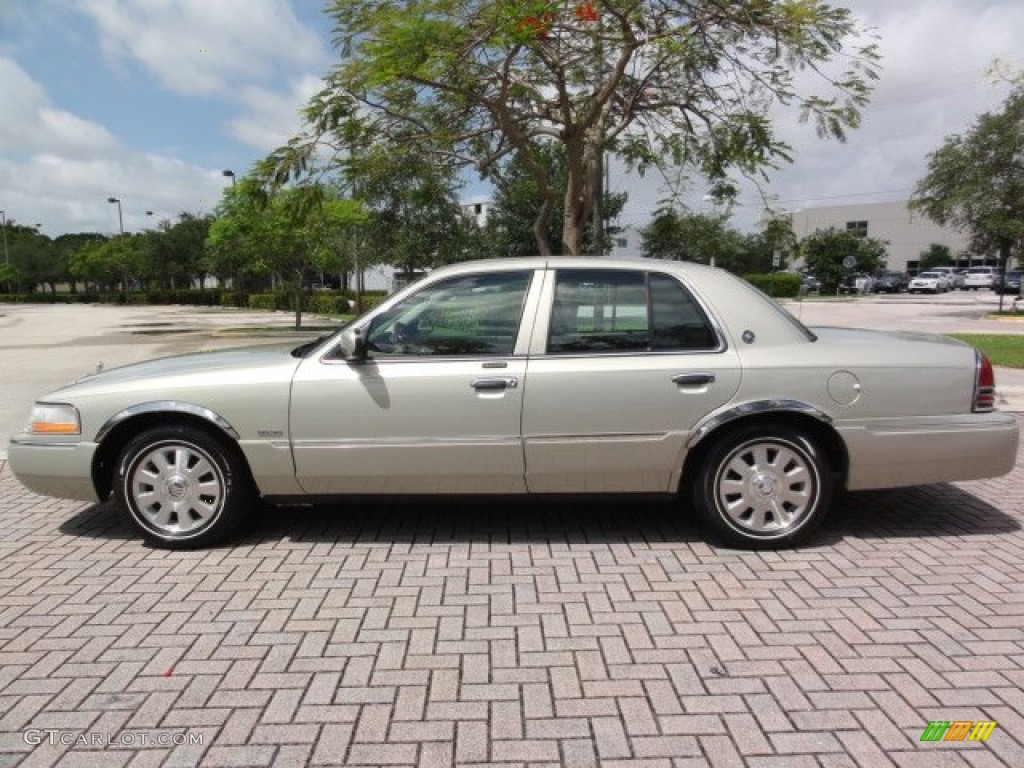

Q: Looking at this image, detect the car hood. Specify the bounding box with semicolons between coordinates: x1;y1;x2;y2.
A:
43;342;305;400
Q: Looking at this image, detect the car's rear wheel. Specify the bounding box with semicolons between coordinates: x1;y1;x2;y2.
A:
115;426;252;549
693;424;833;549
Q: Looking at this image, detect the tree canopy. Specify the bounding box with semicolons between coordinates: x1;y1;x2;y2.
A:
206;179;366;328
911;86;1024;268
263;0;879;256
800;226;887;293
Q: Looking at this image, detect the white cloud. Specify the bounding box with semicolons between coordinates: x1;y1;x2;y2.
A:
78;0;326;96
0;59;118;155
0;58;227;235
229;74;324;152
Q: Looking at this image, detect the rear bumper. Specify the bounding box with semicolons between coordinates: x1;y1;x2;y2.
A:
840;412;1019;491
7;438;101;502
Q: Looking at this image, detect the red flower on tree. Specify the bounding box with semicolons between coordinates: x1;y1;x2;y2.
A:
519;11;557;40
575;1;599;23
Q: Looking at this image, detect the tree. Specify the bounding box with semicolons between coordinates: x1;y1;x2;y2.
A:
918;243;952;271
911;87;1024;308
148;213;214;290
2;224;57;293
69;234;147;292
640;209;744;267
53;233;106;293
485;142;625;257
207;180;365;329
264;0;878;255
800;227;887;294
352;142;469;274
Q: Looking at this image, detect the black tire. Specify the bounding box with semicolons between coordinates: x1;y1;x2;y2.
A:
692;424;833;549
115;426;253;549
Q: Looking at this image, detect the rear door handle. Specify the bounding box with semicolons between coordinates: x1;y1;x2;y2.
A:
672;373;716;387
472;377;518;391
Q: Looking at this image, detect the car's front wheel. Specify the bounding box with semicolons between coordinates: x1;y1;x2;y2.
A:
693;425;833;549
115;426;253;549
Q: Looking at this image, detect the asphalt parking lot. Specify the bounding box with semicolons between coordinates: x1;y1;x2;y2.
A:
0;295;1023;767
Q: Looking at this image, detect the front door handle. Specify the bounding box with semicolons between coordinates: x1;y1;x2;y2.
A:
472;377;519;391
672;373;716;387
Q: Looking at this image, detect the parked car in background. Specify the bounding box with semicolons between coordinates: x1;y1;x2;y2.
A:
930;266;963;290
872;272;909;293
801;274;821;294
8;258;1018;551
994;269;1023;295
964;266;998;291
839;273;874;294
908;271;947;294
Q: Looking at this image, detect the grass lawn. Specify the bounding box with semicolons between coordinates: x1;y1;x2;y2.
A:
949;333;1024;368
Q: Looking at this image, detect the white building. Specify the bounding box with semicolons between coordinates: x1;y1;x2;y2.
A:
461;196;491;227
789;201;982;273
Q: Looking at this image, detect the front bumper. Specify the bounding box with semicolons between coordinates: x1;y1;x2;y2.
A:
7;438;101;502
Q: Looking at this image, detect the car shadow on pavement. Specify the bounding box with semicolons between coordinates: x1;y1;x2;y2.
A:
823;483;1022;542
57;482;1020;549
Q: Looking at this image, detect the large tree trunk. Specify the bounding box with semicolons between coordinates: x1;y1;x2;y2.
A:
562;135;588;255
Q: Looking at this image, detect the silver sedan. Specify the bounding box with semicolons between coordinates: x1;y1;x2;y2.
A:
9;258;1019;549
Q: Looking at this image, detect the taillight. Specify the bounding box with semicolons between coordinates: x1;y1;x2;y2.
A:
973;351;996;412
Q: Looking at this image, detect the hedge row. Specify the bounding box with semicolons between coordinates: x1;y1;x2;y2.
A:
0;289;387;314
743;273;803;298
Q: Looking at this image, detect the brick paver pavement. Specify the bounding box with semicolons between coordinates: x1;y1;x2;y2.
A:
0;425;1022;768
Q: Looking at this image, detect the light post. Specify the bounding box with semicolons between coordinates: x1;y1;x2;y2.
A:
107;197;124;235
222;169;236;187
0;210;8;266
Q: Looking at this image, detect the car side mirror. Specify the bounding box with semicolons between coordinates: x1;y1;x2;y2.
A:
338;327;367;362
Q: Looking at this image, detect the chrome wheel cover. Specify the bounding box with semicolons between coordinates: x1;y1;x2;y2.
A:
714;437;818;537
127;440;226;538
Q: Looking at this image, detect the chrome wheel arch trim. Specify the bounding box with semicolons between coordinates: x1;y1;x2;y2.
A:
95;402;240;444
687;400;833;449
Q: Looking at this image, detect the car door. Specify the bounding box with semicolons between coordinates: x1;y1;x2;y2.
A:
522;267;741;493
289;269;540;494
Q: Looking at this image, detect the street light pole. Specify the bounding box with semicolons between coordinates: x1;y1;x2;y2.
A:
107;197;124;235
0;210;8;266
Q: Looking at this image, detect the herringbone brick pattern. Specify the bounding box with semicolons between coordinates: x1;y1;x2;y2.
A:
0;429;1022;767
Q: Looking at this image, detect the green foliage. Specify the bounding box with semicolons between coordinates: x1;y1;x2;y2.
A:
247;294;287;311
0;290;223;306
207;179;366;329
148;213;214;289
918;243;952;271
219;292;250;308
348;141;469;271
912;87;1024;263
743;273;802;298
949;333;1024;368
484;142;626;257
265;0;879;255
800;227;888;293
640;208;789;274
640;209;746;266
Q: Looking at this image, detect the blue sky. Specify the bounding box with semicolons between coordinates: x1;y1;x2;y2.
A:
0;1;1021;238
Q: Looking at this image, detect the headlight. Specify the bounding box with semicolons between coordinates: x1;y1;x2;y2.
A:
27;403;81;435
